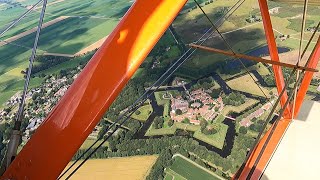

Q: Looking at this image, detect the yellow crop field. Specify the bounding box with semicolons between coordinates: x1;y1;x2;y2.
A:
62;155;158;180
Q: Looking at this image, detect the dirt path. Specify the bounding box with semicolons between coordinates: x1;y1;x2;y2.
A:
0;16;70;47
74;36;108;56
42;52;74;57
39;35;109;58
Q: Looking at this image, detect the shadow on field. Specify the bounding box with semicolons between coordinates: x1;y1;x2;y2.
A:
111;5;131;18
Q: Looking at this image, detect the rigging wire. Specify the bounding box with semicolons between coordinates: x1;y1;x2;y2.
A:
247;35;320;179
235;22;319;179
292;0;309;119
0;0;44;39
2;0;48;170
193;0;273;106
59;1;247;178
194;0;320;178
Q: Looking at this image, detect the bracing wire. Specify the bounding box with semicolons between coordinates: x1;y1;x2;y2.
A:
193;0;320;178
292;0;309;119
247;36;320;179
1;0;48;171
235;22;319;179
0;0;44;39
193;0;273;105
59;0;247;178
14;0;48;126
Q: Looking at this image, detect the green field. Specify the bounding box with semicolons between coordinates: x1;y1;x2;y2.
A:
193;124;228;149
0;0;133;40
131;104;153;122
14;17;118;54
172;0;320;72
226;73;270;97
145;119;202;137
165;155;222;180
0;0;133;107
0;51;93;107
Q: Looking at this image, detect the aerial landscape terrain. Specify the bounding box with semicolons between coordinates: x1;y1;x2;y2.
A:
0;0;319;179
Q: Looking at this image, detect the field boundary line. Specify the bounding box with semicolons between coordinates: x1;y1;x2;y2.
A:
172;153;224;180
43;52;74;57
74;36;109;56
0;16;70;47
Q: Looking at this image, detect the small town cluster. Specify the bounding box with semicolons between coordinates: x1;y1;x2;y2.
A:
170;88;224;125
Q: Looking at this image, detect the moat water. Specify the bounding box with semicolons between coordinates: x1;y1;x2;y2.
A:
133;45;289;157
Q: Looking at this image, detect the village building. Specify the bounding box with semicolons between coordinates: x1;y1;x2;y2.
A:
170;88;223;125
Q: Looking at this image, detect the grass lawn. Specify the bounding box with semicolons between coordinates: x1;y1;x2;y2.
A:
154;91;173;106
145;120;202;136
175;122;200;132
165;46;180;58
80;139;108;150
131;104;153;122
218;62;270;81
193;123;228;149
226;73;270;97
223;98;259;114
167;155;222;180
215;114;225;123
163;102;170;119
165;168;187;180
62;155;158;180
145;124;177;136
164;172;175;180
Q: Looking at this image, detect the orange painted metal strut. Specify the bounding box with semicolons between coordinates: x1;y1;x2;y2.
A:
189;44;318;72
236;34;320;180
258;0;291;118
237;118;291;179
293;37;320;118
1;1;187;179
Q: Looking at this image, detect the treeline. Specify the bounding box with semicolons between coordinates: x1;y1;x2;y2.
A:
104;79;145;121
190;76;215;91
177;60;256;80
73;132;255;179
263;67;297;87
27;55;71;75
222;92;246;106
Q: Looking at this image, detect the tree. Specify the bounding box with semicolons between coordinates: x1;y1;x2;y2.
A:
202;82;211;90
200;120;208;132
175;109;182;115
135;110;141;115
153;116;164;129
168;118;174;127
214;106;219;112
239;126;248;134
98;125;108;139
182;118;190;124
